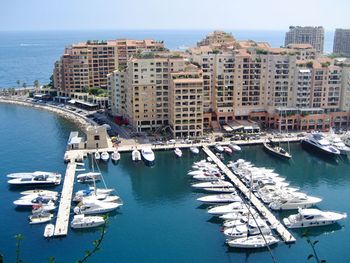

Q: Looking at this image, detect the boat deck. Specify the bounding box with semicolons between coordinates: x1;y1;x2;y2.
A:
54;161;76;236
202;146;296;244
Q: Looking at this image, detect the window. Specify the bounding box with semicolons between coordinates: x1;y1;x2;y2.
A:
94;135;100;141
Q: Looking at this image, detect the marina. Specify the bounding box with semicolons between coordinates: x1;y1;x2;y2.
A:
201;146;296;243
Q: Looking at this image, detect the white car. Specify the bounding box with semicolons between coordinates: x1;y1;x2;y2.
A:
167;139;176;144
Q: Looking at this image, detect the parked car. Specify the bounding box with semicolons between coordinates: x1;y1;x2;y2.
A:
223;133;234;138
215;136;223;142
167;139;176;144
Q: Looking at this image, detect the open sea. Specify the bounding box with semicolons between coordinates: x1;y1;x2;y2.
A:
1;103;350;263
0;30;335;88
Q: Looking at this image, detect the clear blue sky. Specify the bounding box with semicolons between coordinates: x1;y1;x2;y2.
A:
1;0;349;31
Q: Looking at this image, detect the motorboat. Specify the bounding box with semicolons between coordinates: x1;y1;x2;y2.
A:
301;133;340;157
29;211;53;224
269;193;322;210
223;216;250;228
7;171;60;179
219;209;257;220
216;153;225;161
111;151;120;162
74;199;122;215
18;192;58;201
207;202;246;215
141;147;155;163
214;144;224;153
14;196;56;206
190;147;199;154
70;214;105;229
197;194;241;204
263;139;292;159
8;174;61;186
202;187;236;193
228;143;241;152
226;234;279;248
192;180;233;189
223;219;271;238
283;208;347;228
94;151;101;160
174;148;182;158
32;203;57;213
44;224;55;238
223;146;233;154
192;174;225;181
327;134;350;156
101;151;110;161
132;149;142;161
75;187;114;196
77;172;101;183
74;194;121;203
21;189;58;196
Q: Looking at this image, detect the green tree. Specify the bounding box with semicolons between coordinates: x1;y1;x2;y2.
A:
34;80;39;90
22;82;27;89
16;80;20;88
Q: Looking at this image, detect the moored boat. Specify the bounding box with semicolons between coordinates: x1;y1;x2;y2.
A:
29;211;53;224
141;147;155;164
77;172;101;183
223;146;233;154
111;151;120;162
8;174;61;186
94;151;101;160
70;214;105;229
132;149;142;161
214;144;224;153
226;234;279;248
228;143;241;152
190;147;200;154
44;224;55;238
174;148;182;158
263;139;291;159
197;194;241;204
301;133;340;157
192;180;233;189
101;151;109;161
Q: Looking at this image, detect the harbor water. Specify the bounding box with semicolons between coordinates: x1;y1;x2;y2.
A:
0;103;350;262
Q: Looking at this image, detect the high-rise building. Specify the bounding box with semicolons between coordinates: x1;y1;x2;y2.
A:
285;26;324;53
333;29;350;57
54;39;164;97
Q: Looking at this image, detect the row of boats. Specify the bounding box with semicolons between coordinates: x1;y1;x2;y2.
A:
263;131;350;160
188;157;347;249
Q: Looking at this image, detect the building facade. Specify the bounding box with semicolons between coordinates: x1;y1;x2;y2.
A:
285;26;324;53
333;29;350;57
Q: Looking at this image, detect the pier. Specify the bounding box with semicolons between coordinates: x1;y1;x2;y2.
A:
54;161;76;236
202;146;296;243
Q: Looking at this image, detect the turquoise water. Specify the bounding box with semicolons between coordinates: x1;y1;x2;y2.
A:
1;103;350;262
0;30;335;88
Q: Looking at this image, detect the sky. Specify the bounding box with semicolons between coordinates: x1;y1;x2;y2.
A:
0;0;349;31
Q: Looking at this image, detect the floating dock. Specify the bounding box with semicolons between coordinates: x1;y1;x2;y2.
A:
54;161;76;236
202;146;296;243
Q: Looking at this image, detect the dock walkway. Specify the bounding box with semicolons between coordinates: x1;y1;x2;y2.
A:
54;161;76;236
202;146;296;243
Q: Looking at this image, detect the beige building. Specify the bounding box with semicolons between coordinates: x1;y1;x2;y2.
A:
54;39;164;97
169;67;204;138
285;26;324;53
107;70;125;116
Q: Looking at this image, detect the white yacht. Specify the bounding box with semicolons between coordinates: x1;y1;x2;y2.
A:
7;171;60;179
70;214;105;229
301;133;340;157
214;144;224;153
197;194;241;204
75;187;114;196
327;134;350;156
202;187;236;193
192;174;224;181
74;194;120;203
132;149;142;161
207;202;246;215
101;151;110;161
174;148;182;158
29;211;53;224
20;189;58;196
44;224;55;238
228;143;241;152
32;203;57;213
74;199;122;215
111;151;120;162
219;209;257;220
77;172;101;183
18;192;58;201
283;208;347;228
190;147;200;154
8;174;61;186
141;147;155;163
192;180;233;189
269;193;322;210
223;220;271;238
14;196;56;206
226;235;279;249
94;151;101;160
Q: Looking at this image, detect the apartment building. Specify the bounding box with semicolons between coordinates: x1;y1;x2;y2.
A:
293;67;312;108
339;59;350;111
107;70;125;116
169;67;204;138
124;53;189;133
54;39;164;97
285;26;324;53
333;29;350;57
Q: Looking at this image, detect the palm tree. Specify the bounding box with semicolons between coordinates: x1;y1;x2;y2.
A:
22;82;27;89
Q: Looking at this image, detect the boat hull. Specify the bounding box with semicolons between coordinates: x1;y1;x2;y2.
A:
301;139;340;157
263;143;291;160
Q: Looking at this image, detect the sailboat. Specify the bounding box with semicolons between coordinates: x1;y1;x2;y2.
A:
263;109;292;160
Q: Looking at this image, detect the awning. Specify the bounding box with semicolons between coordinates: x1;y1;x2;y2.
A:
68;99;76;104
222;125;233;132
